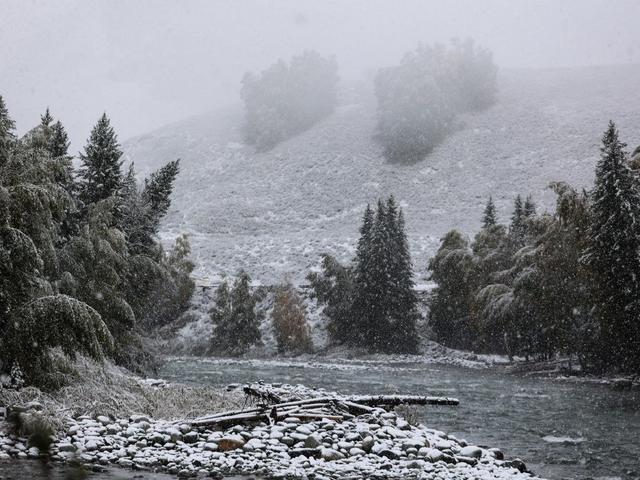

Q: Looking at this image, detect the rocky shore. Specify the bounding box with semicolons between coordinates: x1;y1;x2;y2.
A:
0;383;536;480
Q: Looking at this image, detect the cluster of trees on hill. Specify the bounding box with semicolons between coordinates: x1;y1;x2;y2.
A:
308;196;419;353
239;40;497;161
429;122;640;374
375;39;497;163
208;197;419;356
0;96;194;389
241;50;339;151
209;273;312;356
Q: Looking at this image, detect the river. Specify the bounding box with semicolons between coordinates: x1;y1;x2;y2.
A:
2;357;638;480
158;357;640;480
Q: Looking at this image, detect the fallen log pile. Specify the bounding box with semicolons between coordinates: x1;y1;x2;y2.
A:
188;383;459;430
242;382;459;407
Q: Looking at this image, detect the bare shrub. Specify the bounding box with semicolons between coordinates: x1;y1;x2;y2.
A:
272;284;313;355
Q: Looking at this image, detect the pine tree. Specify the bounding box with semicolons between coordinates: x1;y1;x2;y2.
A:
210;281;233;350
356;204;374;262
0;96;16;167
386;200;419;352
142;159;180;233
229;271;261;351
48;121;70;158
511;195;523;228
509;194;525;246
429;230;476;349
352;197;419;353
523;195;536;217
355;200;390;350
40;108;53;128
78;113;123;206
306;254;354;344
210;271;262;354
582;121;640;372
482;196;497;228
351;204;374;345
119;163;153;253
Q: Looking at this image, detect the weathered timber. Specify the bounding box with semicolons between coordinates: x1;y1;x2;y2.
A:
190;386;459;430
348;395;460;407
242;384;460;408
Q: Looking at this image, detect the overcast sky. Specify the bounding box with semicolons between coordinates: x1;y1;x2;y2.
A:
2;0;639;150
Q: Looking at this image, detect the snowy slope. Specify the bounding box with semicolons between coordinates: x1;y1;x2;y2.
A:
123;65;640;284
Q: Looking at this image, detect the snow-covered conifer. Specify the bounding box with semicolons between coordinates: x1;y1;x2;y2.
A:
482;196;497;228
78;113;124;206
582;121;640;371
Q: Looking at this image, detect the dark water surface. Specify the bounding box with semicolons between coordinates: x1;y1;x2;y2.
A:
158;357;640;480
0;460;178;479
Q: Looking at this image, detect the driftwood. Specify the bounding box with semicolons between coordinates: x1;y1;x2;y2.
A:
242;384;459;408
189;384;459;429
348;395;460;407
190;399;356;428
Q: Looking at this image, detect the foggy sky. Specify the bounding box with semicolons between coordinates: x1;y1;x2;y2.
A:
2;0;639;150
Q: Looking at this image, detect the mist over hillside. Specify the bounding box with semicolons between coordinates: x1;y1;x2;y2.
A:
123;64;640;284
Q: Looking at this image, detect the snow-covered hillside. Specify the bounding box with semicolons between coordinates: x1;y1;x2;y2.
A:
123;65;640;284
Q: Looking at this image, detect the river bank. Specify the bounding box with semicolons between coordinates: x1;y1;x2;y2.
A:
0;357;540;480
0;377;534;480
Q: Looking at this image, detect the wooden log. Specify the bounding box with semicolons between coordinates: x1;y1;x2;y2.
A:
347;395;459;407
293;413;344;421
189;392;459;429
242;384;460;408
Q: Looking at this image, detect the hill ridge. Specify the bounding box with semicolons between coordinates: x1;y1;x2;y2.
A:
123;65;640;283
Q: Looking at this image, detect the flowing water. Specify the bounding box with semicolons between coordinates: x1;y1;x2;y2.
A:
158;357;640;480
2;358;638;480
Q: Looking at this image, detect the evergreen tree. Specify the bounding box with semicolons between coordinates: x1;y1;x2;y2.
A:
0;95;16;167
428;230;476;349
385;199;419;352
352;197;419;353
78;113;123;206
509;195;525;246
142;159;180;233
354;200;390;350
356;204;374;261
582;121;640;372
306;254;354;344
48;121;70;158
0;100;192;385
512;184;590;363
523;195;536;217
511;195;523;228
40;107;53;128
119;163;152;252
229;271;261;352
210;281;233;348
210;271;262;355
482;196;497;228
